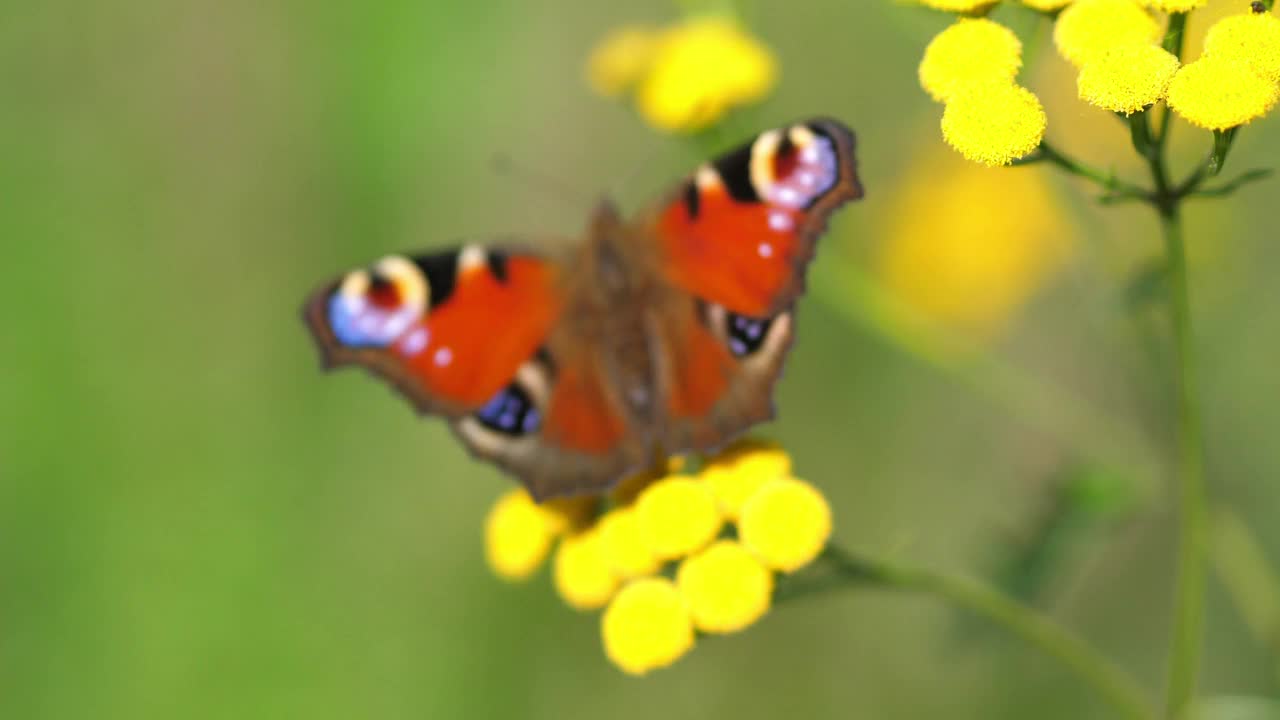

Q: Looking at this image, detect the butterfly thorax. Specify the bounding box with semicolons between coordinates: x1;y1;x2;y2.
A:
559;199;662;423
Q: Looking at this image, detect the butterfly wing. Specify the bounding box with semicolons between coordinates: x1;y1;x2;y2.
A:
644;119;863;450
302;244;646;499
649;118;863;318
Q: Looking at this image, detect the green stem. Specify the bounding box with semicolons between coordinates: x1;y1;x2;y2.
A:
1149;14;1208;717
1159;204;1207;720
1025;141;1151;201
796;544;1157;720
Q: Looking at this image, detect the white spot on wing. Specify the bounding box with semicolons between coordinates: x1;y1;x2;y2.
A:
434;347;453;367
768;211;793;232
757;242;774;258
458;245;487;272
400;327;429;355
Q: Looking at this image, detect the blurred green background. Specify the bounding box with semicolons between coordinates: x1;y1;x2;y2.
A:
3;0;1278;717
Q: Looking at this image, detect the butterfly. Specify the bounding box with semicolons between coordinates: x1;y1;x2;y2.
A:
302;118;864;500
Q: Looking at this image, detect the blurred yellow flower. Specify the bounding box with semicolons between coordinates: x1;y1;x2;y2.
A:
554;528;620;611
635;476;722;560
877;150;1073;338
1021;0;1076;10
702;440;792;520
1055;0;1161;67
677;540;774;634
1167;55;1280;129
602;578;695;675
586;26;662;97
918;0;1001;11
586;16;777;133
1204;10;1280;84
598;506;663;579
941;82;1048;166
1078;43;1181;114
1142;0;1208;11
484;489;556;581
919;19;1024;102
739;478;833;572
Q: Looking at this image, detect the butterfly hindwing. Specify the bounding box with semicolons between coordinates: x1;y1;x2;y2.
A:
650;118;863;318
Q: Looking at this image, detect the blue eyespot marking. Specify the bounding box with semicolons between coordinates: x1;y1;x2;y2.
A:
328;292;417;348
475;383;540;436
726;312;774;358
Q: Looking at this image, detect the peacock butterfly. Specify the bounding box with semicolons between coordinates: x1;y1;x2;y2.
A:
303;119;864;500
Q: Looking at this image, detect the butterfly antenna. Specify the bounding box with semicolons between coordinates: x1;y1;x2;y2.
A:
490;152;595;213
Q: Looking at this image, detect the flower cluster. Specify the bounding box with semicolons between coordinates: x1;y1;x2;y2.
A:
915;0;1280;164
483;440;833;675
1168;6;1280;130
918;18;1047;166
586;15;777;133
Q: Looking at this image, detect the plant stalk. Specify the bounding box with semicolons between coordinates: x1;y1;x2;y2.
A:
801;545;1158;720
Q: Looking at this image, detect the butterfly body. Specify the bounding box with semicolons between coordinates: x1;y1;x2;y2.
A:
304;119;863;499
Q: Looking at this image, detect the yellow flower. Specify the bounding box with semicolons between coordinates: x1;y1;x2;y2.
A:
676;540;774;634
602;578;695;675
636;17;777;133
484;489;555;581
1021;0;1075;10
598;506;662;579
877;150;1074;338
941;82;1047;166
1168;55;1280;129
1055;0;1161;67
1204;10;1280;84
918;0;1001;12
701;439;792;520
1078;43;1181;114
739;478;833;572
1142;0;1208;11
919;19;1024;103
585;26;663;97
554;528;620;611
635;476;722;560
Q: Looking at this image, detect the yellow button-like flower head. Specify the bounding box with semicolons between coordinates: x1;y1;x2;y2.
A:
739;477;833;572
941;82;1047;166
1204;10;1280;84
702;439;792;520
554;528;620;611
919;19;1024;103
919;0;1001;12
598;506;662;579
1168;55;1280;130
1055;0;1161;67
602;578;695;675
637;17;777;133
1078;43;1181;114
635;476;722;560
676;540;773;634
586;26;662;97
484;489;554;581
